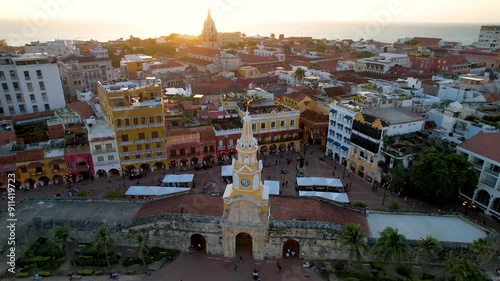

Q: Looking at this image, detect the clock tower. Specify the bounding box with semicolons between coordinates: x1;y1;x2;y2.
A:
221;111;270;259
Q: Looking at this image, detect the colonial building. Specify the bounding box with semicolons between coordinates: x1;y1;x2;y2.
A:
349;107;425;184
475;25;500;50
165;126;215;172
300;109;329;146
57;54;113;101
24;40;80;57
201;9;241;49
120;54;153;79
97;78;166;173
0;53;66;117
457;132;500;220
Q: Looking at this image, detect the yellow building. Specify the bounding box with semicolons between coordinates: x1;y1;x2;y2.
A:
282;92;313;112
15;139;68;188
119;54;153;79
97;78;166;173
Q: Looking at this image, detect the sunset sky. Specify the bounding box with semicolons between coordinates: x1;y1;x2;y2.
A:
1;0;499;35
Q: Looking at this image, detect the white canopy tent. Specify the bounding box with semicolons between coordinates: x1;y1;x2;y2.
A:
221;165;233;177
299;191;350;203
296;177;343;188
264;180;280;195
161;174;195;187
125;186;190;196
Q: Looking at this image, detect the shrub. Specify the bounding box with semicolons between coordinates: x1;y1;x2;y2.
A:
334;260;346;271
27;256;52;262
16;272;29;278
388;200;400;210
371;261;384;271
76;190;90;197
106;190;124;198
77;270;94;275
38;271;51;277
422;272;435;280
396;265;412;277
377;271;397;281
124;268;135;275
353;201;368;208
94;270;103;275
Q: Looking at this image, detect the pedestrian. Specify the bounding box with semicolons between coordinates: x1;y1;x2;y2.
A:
404;196;407;202
285;180;288;187
108;178;111;183
305;161;308;166
292;250;295;257
234;264;238;272
349;182;351;188
286;252;290;258
180;207;184;214
278;265;282;273
332;171;335;176
240;255;243;263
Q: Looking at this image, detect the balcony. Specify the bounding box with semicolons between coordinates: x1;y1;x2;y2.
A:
75;165;89;171
121;156;166;165
94;148;117;154
94;159;119;166
484;168;500;177
480;179;497;188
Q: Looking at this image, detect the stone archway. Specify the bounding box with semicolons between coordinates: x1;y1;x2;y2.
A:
154;162;165;170
108;168;120;176
96;169;107;178
288;142;295;152
38;176;50;185
79;171;90;180
476;189;491;207
282;239;300;258
140;163;151;172
491;198;500;213
279;143;286;152
235;232;253;258
260;146;268;155
190;234;207;252
52;175;64;185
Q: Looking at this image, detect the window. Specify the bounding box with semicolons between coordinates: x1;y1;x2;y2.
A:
180;149;185;156
252;124;256;131
27;83;33;92
156;116;162;123
0;108;3;115
0;71;4;79
190;147;196;155
121;135;128;141
95;144;102;150
9;70;16;79
16;93;22;101
5;94;11;101
32;105;38;112
13;82;19;90
209;146;214;152
30;94;35;101
41;93;47;101
271;121;276;129
145;143;150;150
44;104;50;110
2;83;7;91
107;155;114;160
36;70;42;78
136;155;141;159
152;131;158;138
123;146;128;152
204;146;208;153
97;156;104;162
170;150;176;157
8;106;15;114
105;143;112;150
149;116;154;123
24;71;30;80
290;120;295;127
21;167;27;173
280;120;285;127
133;117;138;125
141;117;146;124
19;104;25;112
138;133;145;139
261;122;266;129
137;144;142;150
116;119;122;126
125;119;130;125
39;81;45;90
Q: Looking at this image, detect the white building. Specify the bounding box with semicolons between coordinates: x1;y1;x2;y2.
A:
457;133;500;220
25;40;80;57
474;25;500;50
326;102;358;162
90;45;109;59
355;53;411;74
0;53;66;116
85;104;121;178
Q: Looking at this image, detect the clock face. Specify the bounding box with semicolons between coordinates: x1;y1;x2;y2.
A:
240;178;251;187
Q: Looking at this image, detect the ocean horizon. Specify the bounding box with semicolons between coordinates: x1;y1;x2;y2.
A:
0;19;492;46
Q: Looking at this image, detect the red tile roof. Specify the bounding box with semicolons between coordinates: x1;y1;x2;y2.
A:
324;86;347;97
67;101;94;120
441;55;469;65
184;46;219;57
149;61;186;70
482;93;500;102
458;132;500;163
413;37;443;47
238;53;283;64
134;194;368;232
300;110;329;127
16;149;45;163
285;91;308;102
179;56;213;66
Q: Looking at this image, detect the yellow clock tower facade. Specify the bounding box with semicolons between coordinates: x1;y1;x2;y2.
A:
221;111;270;259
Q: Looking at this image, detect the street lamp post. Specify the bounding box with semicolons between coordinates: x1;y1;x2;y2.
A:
121;169;126;188
381;182;390;206
342;159;347;179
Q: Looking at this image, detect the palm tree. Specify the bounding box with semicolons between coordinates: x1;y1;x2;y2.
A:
471;237;494;265
446;257;483;281
374;227;408;264
48;226;75;257
416;235;441;265
294;67;306;85
135;233;150;266
93;226;114;267
339;223;368;267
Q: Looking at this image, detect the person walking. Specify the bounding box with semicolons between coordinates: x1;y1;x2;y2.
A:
234;264;238;272
239;255;243;263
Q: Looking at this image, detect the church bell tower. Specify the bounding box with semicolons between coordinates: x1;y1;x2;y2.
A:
202;9;218;49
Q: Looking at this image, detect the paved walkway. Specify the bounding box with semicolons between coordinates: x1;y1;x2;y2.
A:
5;253;321;281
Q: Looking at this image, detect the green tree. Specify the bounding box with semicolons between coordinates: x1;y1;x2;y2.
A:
412;147;478;204
48;226;75;256
446;258;483;281
374;227;408;264
339;223;368;266
125;233;150;266
357;51;373;58
282;43;292;55
294;67;306;85
471;237;495;265
416;235;441;264
315;43;326;53
389;163;410;193
93;227;114;267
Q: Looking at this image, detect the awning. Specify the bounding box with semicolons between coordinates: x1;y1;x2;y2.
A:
27;162;43;168
329;129;334;134
330;109;337;114
264;180;280;195
334;142;341;147
299;191;349;203
341;146;349;151
327;138;334;143
161;174;195;184
125;186;190;196
221;165;232;177
344;115;353;120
